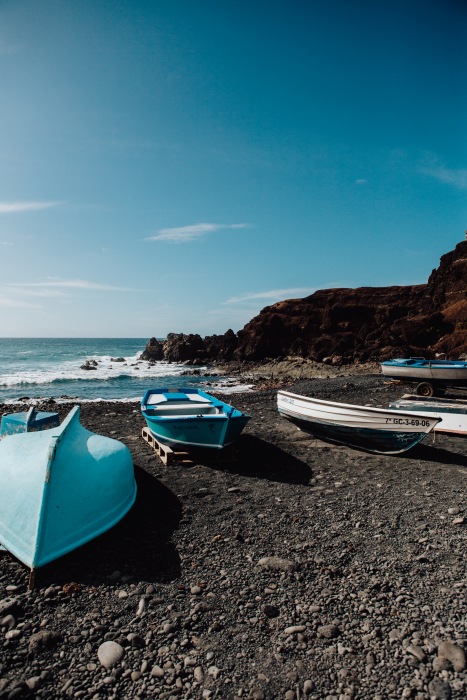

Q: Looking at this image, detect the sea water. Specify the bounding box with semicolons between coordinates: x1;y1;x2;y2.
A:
0;338;245;403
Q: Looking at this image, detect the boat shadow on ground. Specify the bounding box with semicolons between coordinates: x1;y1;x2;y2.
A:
36;465;182;588
402;441;467;468
204;434;312;485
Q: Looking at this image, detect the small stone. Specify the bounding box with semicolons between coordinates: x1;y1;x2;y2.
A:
303;680;314;695
191;586;202;595
28;629;61;656
257;556;296;571
317;624;339;639
447;507;460;515
433;656;452;671
136;597;147;617
5;629;21;640
151;664;164;678
406;644;426;662
194;666;204;682
284;625;306;636
427;677;452;700
25;677;41;691
438;641;466;672
1;615;16;630
0;599;20;617
97;641;125;669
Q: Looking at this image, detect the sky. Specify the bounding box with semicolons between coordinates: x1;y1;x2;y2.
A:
1;0;466;338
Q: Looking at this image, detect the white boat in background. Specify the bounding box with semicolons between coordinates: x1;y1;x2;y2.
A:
277;390;440;455
390;394;467;437
380;357;467;396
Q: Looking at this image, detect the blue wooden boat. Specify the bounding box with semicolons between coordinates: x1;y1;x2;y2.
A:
141;388;250;450
0;406;136;572
277;390;440;455
380;358;467;396
0;407;59;438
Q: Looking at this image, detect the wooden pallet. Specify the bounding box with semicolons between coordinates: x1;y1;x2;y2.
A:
141;427;238;466
141;427;193;465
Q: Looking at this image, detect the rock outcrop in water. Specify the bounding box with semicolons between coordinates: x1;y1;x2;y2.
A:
140;240;467;364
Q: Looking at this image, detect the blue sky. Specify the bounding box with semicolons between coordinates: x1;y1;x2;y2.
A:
1;0;466;338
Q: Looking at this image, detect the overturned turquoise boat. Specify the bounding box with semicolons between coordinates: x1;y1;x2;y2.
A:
0;406;60;437
0;406;136;572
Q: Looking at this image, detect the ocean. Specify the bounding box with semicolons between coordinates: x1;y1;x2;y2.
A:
0;338;245;403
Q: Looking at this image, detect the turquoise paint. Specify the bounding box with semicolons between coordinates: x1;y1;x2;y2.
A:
141;388;250;449
0;406;136;569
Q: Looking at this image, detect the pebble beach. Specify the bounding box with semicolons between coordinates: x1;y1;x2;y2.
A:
1;369;467;699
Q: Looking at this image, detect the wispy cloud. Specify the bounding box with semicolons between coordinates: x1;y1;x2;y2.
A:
355;179;367;185
419;165;467;190
146;222;250;243
0;201;61;214
5;278;133;292
224;287;317;304
0;278;137;310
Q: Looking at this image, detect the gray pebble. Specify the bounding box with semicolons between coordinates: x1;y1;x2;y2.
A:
257;556;296;571
438;640;466;671
97;641;125;669
427;677;452;700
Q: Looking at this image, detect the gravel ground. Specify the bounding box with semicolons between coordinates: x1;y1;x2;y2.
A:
1;373;467;699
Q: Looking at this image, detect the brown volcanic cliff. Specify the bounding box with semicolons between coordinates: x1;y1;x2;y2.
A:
142;241;467;364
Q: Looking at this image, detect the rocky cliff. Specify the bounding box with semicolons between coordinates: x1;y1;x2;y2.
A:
141;240;467;364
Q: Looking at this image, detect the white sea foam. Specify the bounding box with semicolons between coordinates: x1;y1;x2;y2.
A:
0;341;254;401
0;352;194;388
2;381;254;405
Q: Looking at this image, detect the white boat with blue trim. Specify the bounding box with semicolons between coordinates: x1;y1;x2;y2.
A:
389;394;467;437
277;390;440;455
380;358;467;396
141;388;250;450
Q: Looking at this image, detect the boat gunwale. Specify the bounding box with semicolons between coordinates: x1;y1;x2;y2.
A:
277;389;441;425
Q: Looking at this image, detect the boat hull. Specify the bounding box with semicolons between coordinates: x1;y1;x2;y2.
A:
141;388;250;450
389;395;467;437
277;390;439;455
381;358;467;386
0;409;59;437
0;406;137;569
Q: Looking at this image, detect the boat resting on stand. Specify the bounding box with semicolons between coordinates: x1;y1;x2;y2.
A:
380;358;467;396
141;388;250;450
0;406;137;586
389;394;467;437
277;390;440;455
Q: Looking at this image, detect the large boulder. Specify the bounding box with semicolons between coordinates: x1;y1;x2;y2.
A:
139;337;164;362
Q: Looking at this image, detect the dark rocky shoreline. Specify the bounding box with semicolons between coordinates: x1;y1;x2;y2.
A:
1;372;467;699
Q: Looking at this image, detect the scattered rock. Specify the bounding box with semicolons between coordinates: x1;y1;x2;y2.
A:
437;640;466;672
257;556;296;571
97;641;125;669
